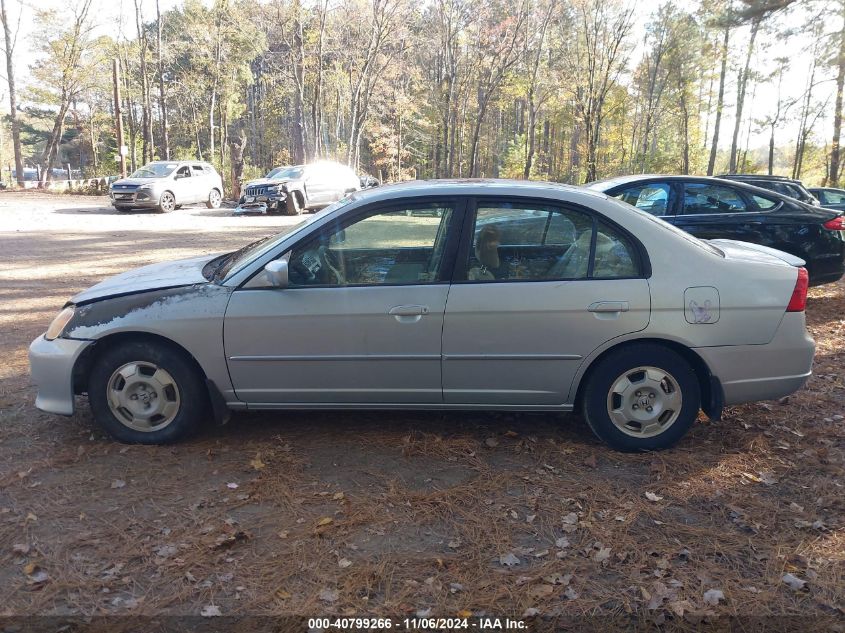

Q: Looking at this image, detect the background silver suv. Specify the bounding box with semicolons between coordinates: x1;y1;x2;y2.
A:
109;161;224;212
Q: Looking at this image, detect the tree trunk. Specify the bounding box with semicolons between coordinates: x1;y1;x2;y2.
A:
0;0;23;186
729;19;760;172
156;0;170;159
829;1;845;186
707;25;730;176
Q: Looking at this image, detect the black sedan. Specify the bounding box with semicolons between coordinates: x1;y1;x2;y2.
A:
809;187;845;212
587;175;845;286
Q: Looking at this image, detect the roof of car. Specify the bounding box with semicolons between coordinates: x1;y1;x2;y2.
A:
718;173;798;182
586;174;745;189
353;178;606;202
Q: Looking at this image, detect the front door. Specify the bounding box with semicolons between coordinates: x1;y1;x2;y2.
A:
224;201;459;404
171;165;195;204
441;198;651;405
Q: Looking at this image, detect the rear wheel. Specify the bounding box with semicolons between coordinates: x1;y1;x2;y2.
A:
286;192;303;216
581;344;700;451
88;340;208;444
206;188;222;209
158;191;176;213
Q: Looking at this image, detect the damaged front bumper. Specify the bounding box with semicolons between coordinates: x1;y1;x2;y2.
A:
233;192;287;215
29;334;93;416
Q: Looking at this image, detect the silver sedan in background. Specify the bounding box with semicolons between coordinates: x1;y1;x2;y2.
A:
109;161;224;212
30;180;814;451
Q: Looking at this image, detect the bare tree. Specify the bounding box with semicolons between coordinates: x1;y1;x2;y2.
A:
31;0;95;186
706;23;729;175
156;0;170;159
523;0;556;179
728;16;761;172
0;0;23;186
568;0;635;182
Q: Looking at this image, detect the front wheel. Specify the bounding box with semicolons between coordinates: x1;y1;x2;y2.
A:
88;340;208;444
206;189;222;209
158;191;176;213
286;193;303;216
581;344;700;452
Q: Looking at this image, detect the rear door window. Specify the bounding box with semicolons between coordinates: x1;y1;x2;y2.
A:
612;183;671;216
681;183;748;215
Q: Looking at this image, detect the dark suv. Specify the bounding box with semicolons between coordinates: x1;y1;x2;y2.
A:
718;174;819;206
587;174;845;286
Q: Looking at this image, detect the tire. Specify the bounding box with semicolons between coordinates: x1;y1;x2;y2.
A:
580;343;700;452
88;340;208;444
158;191;176;213
206;188;222;209
285;192;303;216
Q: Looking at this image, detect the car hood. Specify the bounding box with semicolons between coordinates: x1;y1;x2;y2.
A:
71;254;217;305
111;178;162;188
244;177;298;188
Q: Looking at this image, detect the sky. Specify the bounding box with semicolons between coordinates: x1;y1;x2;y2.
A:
1;0;839;153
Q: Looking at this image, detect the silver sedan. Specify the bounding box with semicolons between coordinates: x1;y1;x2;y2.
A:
29;180;814;451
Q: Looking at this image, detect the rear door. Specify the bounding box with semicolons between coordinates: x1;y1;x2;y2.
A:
441;197;651;405
671;181;766;243
171;165;194;204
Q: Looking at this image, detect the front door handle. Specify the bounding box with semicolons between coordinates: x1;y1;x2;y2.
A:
388;305;430;317
588;301;629;313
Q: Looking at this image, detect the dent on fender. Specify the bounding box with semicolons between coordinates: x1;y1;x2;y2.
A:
65;284;232;339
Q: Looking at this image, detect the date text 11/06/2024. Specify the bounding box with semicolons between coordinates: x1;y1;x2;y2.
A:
307;617;528;630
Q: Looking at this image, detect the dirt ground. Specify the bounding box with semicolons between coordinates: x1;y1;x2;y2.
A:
0;191;843;628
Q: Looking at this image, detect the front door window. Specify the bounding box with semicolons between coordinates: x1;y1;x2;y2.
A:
289;203;454;286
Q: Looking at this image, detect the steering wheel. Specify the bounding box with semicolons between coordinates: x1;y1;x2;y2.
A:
317;245;345;285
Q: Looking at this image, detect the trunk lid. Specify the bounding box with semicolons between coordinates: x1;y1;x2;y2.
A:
707;239;805;267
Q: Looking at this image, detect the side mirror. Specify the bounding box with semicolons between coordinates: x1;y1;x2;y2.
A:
264;260;289;288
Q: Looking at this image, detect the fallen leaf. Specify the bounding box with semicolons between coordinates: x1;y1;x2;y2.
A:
555;537;570;548
583;454;597;468
316;517;334;527
275;588;291;600
226;482;239;489
782;573;807;591
110;479;126;489
319;587;339;603
338;558;352;568
703;589;725;606
543;573;572;586
449;582;463;593
277;530;289;539
457;609;474;618
484;437;499;448
12;544;30;555
515;575;533;586
645;492;663;502
564;586;579;600
200;605;222;617
522;608;540;617
250;454;266;471
333;492;345;500
499;552;521;567
594;547;612;564
448;540;461;549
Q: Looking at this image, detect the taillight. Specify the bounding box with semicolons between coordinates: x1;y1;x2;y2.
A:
823;216;845;230
786;267;809;312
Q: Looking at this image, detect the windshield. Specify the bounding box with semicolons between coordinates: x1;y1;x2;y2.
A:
266;166;304;180
130;162;178;179
214;196;357;280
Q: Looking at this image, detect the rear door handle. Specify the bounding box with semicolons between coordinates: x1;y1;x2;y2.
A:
388;305;430;317
588;301;629;313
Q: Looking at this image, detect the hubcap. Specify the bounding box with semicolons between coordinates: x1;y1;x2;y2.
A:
606;366;682;438
210;190;221;207
106;362;180;432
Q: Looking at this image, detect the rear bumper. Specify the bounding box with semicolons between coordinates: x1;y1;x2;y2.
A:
694;312;814;405
28;335;93;415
